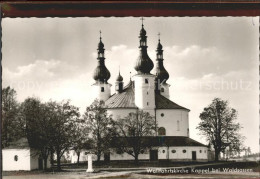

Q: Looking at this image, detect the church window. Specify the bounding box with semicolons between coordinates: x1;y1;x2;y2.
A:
205;150;207;153
14;155;18;161
161;113;164;117
172;150;176;153
158;127;166;136
177;120;180;131
183;150;186;153
161;88;164;92
199;150;202;153
147;91;149;95
116;150;123;154
162;150;165;153
85;152;88;155
147;102;149;106
101;87;105;92
145;78;149;84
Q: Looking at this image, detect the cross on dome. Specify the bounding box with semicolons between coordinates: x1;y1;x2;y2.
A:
141;17;145;27
99;30;102;40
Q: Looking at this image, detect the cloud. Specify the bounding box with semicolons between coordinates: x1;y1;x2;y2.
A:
3;59;94;112
162;45;257;79
169;69;258;152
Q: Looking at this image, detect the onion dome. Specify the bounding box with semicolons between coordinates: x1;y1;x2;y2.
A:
93;31;111;83
155;37;169;84
93;64;111;83
98;39;104;51
134;19;154;74
157;40;163;51
116;71;123;82
140;25;147;36
115;69;124;93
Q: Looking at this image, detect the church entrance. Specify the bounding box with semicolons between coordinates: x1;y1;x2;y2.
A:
150;150;158;161
192;151;197;161
38;158;43;170
104;152;110;163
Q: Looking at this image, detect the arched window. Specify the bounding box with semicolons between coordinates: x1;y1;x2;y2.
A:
101;87;105;92
14;155;18;161
177;120;180;131
158;127;166;136
161;88;164;92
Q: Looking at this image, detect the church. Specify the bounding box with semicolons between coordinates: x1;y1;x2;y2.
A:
91;21;208;162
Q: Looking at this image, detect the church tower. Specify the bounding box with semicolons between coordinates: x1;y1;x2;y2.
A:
155;35;170;99
92;31;111;101
133;19;155;113
115;70;124;94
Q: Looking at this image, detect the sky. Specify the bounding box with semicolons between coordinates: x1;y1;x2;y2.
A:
2;17;259;153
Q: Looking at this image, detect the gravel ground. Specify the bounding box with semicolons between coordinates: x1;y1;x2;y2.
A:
3;162;259;179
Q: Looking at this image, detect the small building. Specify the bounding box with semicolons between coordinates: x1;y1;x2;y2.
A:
2;138;51;171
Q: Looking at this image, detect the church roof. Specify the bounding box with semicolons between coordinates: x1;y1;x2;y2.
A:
112;136;207;147
105;81;189;111
155;94;189;111
105;80;137;109
152;136;207;147
4;138;30;149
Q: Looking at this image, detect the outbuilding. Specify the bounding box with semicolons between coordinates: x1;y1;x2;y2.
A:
2;138;51;171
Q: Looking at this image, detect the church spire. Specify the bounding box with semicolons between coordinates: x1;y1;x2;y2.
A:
93;31;111;83
155;34;169;84
116;67;123;82
115;68;124;93
134;17;154;74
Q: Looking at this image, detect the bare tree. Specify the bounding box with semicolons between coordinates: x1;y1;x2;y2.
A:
197;98;243;161
21;97;51;170
83;99;114;162
113;110;157;163
2;86;24;148
46;100;80;171
71;119;91;165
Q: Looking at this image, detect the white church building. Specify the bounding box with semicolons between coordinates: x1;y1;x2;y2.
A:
90;21;208;162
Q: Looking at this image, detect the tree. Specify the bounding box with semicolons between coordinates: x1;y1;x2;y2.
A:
2;86;25;148
71;119;91;165
197;98;243;161
113;110;157;163
83;99;114;162
21;97;51;170
46;100;80;171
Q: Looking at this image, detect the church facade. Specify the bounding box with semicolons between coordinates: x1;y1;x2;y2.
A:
91;22;208;162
